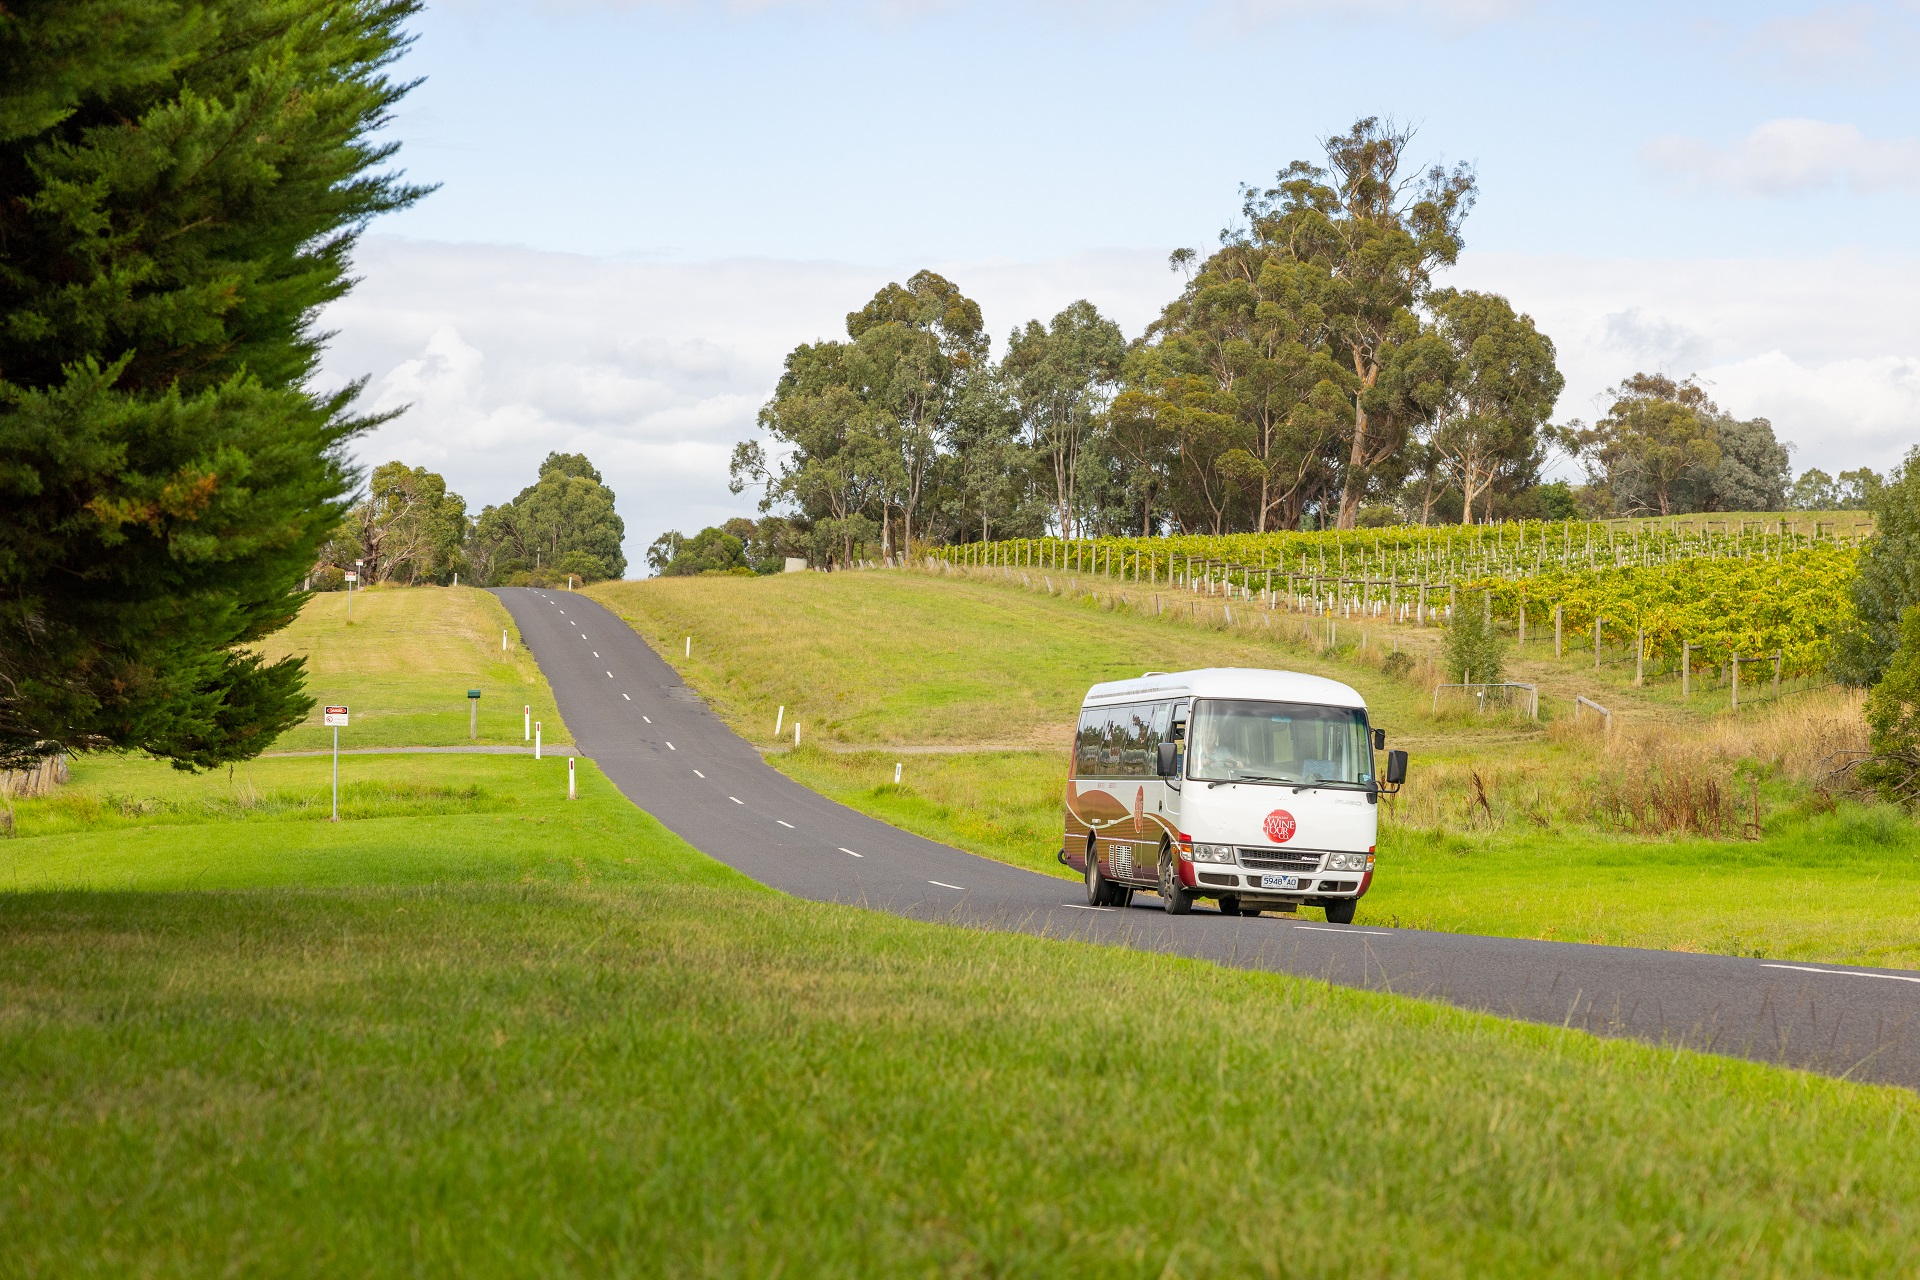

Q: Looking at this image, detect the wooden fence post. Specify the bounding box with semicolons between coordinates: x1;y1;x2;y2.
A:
1555;605;1563;659
1732;652;1740;711
1682;641;1691;700
1594;616;1602;670
1635;629;1644;686
1773;651;1782;698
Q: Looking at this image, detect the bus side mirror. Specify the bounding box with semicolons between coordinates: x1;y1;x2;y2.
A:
1157;742;1179;777
1373;728;1386;750
1385;750;1408;786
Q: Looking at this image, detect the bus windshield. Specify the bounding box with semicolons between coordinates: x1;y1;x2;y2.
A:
1186;699;1373;787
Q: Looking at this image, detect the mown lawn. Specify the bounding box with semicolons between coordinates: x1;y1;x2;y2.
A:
6;755;1920;1275
257;585;569;751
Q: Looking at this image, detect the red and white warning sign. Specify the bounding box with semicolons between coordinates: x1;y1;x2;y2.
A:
323;706;349;727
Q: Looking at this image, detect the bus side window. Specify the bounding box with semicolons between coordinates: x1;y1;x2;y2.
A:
1075;709;1103;777
1121;705;1151;776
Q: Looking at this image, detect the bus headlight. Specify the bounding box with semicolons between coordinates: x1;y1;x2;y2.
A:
1190;842;1235;863
1328;852;1370;871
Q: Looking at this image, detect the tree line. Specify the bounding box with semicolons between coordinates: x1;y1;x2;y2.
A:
313;452;628;589
708;118;1865;573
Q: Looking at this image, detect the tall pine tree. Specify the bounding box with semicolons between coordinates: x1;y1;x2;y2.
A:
0;1;427;769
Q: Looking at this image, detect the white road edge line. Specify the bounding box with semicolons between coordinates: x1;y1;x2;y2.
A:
776;820;795;828
1292;925;1391;936
1761;963;1920;986
1062;904;1108;911
839;847;863;858
928;880;965;890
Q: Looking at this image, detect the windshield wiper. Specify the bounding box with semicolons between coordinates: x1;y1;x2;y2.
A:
1206;771;1296;788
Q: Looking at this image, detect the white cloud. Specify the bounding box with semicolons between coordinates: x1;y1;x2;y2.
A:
1642;118;1920;196
1450;250;1920;475
315;237;1177;563
315;238;1920;573
1737;3;1919;81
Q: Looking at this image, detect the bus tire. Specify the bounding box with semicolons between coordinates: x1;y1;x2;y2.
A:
1084;838;1109;907
1323;898;1357;925
1158;845;1194;915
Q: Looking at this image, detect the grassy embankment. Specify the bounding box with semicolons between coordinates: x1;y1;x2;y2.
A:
590;571;1920;968
258;584;568;750
6;592;1920;1270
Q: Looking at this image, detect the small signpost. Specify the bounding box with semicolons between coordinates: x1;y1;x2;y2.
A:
568;756;577;800
323;705;349;820
524;705;531;741
468;689;481;739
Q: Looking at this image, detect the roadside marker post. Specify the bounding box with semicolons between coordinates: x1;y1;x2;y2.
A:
684;636;691;657
535;722;543;760
568;757;577;800
794;722;801;747
468;689;481;739
502;628;509;652
524;705;531;740
774;706;784;736
894;762;902;784
323;705;349;821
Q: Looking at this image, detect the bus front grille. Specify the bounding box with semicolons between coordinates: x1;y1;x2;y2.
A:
1238;850;1323;873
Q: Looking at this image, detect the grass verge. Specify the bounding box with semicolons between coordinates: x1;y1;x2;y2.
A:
5;766;1920;1273
257;585;567;751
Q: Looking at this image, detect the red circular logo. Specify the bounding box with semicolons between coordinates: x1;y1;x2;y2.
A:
1264;810;1297;843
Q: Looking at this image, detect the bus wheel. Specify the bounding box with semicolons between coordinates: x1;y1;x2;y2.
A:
1323;898;1357;925
1083;840;1109;907
1157;845;1194;915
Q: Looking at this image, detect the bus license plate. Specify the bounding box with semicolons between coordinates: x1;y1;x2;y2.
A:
1260;874;1300;891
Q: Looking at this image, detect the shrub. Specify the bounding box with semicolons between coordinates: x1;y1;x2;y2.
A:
1443;599;1507;685
1858;604;1920;808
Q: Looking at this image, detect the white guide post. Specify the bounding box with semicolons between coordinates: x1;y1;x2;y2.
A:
794;722;801;747
894;762;902;784
774;706;785;736
524;705;531;740
502;628;509;652
684;636;691;658
535;722;543;760
568;757;577;800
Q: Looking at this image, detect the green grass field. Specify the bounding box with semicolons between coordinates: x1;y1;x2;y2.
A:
258;585;568;751
9;750;1920;1274
591;570;1920;966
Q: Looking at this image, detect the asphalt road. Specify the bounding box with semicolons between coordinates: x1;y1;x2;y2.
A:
497;586;1920;1090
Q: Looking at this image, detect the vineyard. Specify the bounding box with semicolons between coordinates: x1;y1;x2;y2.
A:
928;515;1869;684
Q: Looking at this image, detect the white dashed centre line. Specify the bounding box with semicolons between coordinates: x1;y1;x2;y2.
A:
1292;925;1390;936
728;796;744;805
839;847;863;858
592;651;599;657
665;742;676;751
1762;963;1920;986
928;880;965;891
642;715;651;723
693;769;705;778
776;820;795;829
606;671;613;678
622;693;630;701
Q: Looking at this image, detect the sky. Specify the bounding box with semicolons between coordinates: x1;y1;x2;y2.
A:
314;0;1920;566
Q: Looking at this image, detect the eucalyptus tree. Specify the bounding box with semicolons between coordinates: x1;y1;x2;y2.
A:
1241;118;1477;528
845;271;987;556
1418;290;1563;525
1003;301;1126;538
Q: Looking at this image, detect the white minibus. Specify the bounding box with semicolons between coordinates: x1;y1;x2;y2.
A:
1060;667;1406;922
